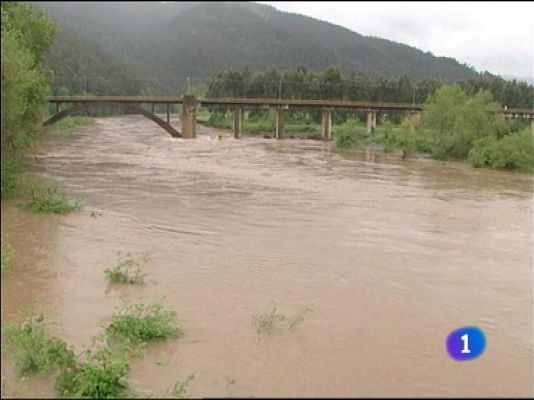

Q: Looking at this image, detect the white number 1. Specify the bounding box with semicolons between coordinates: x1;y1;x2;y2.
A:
461;334;471;354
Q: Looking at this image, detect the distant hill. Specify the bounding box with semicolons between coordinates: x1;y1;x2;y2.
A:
36;1;481;95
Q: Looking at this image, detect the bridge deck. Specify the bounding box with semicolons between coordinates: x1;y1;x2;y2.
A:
48;96;533;115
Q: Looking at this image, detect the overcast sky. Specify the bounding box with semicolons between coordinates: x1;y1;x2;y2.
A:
261;1;533;79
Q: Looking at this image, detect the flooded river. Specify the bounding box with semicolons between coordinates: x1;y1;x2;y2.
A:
1;115;532;397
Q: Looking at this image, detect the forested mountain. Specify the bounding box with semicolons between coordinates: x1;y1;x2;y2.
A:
35;1;483;96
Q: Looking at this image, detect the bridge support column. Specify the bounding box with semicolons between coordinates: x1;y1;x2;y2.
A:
234;108;243;139
181;95;197;139
166;104;170;124
321;109;332;139
409;111;421;127
275;108;285;139
367;111;376;135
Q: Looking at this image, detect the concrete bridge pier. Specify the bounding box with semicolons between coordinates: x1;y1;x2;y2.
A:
234;108;243;139
321;109;332;139
408;110;421;127
181;95;197;139
367;111;376;134
275;108;285;139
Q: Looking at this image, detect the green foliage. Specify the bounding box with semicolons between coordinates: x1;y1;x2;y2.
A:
55;346;132;399
3;317;76;377
422;85;505;160
380;121;397;153
207;113;233;130
398;119;417;158
333;119;364;148
1;2;57;197
105;302;183;344
104;253;146;285
468;128;533;173
23;183;83;214
1;156;24;199
1;234;15;274
3;302;185;398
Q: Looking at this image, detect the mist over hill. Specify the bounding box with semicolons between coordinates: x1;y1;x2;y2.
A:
37;1;483;95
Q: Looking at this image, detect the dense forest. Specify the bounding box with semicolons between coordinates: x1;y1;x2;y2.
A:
36;1;486;96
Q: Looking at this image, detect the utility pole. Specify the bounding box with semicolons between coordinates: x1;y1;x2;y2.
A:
278;76;282;100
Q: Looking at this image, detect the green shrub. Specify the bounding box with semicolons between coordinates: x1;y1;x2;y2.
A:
55;347;132;399
468;128;533;173
333;118;363;148
381;121;397;153
3;318;76;377
421;85;505;160
23;184;83;214
398;119;417;158
105;302;183;344
1;155;25;199
104;254;145;285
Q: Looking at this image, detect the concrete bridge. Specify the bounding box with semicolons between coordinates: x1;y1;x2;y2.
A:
46;96;534;139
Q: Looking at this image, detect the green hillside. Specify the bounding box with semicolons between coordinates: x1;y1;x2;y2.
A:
36;1;481;96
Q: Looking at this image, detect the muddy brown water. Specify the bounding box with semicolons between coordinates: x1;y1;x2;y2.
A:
1;115;532;397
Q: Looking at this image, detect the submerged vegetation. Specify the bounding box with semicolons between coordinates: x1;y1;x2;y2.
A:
105;302;183;345
23;183;83;214
3;317;76;377
104;253;146;285
3;302;184;398
253;304;313;336
55;345;133;399
171;373;195;399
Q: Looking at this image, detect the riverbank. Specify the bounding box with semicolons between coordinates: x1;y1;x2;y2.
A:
198;110;533;174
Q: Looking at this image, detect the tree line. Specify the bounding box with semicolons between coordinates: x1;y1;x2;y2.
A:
206;66;532;108
1;2;57;197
